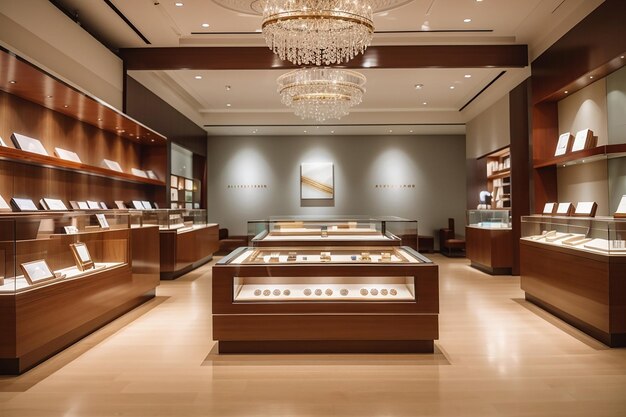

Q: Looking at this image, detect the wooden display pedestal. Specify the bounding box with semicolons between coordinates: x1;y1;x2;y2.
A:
520;240;626;347
466;226;513;275
160;224;219;280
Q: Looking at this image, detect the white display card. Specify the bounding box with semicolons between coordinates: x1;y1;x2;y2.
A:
131;168;148;178
64;225;79;234
115;200;126;209
141;201;152;209
41;198;68;211
571;129;592;152
0;195;11;211
170;175;178;188
11;198;38;211
556;202;572;215
616;195;626;215
54;147;82;163
575;201;596;215
20;260;55;284
184;179;193;191
11;133;49;156
542;203;554;214
75;244;91;263
103;159;123;172
132;200;144;209
170;188;178;201
0;136;6;146
146;170;158;180
77;201;89;209
87;201;100;209
99;202;108;209
95;213;110;229
554;133;572;156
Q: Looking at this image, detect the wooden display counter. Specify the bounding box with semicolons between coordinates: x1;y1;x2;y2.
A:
520;239;626;347
160;224;219;280
466;226;513;275
212;246;439;354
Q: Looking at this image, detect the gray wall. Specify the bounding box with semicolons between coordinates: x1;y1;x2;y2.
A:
207;134;467;242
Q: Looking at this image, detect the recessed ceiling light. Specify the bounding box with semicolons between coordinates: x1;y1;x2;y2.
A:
389;130;393;133
9;80;16;84
194;75;202;79
464;18;472;23
225;85;231;91
304;130;307;133
449;86;455;89
476;0;483;2
409;130;413;133
46;95;53;98
63;104;69;108
97;118;102;121
201;23;209;28
414;84;423;90
564;90;569;94
621;56;625;59
226;103;231;107
151;139;155;142
175;2;183;6
464;74;472;78
423;102;427;105
331;130;335;134
589;75;594;79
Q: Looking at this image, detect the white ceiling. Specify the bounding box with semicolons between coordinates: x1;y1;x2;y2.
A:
55;0;605;136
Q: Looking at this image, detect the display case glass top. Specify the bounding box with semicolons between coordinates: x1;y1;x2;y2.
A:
131;208;208;232
248;215;417;247
0;212;131;294
468;209;511;229
521;215;626;256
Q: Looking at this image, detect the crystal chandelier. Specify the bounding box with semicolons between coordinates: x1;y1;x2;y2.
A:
277;68;366;121
262;0;374;65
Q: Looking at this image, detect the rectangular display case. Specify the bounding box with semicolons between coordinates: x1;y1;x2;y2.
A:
520;215;626;347
248;215;418;249
466;209;513;275
0;212;158;374
213;246;439;354
132;208;207;232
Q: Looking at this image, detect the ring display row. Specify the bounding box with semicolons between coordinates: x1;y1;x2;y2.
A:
252;288;398;297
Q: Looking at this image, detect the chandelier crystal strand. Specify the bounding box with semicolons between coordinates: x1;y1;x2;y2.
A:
277;68;366;122
262;0;374;65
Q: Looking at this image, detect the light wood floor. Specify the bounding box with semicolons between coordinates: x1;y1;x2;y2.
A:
1;254;626;416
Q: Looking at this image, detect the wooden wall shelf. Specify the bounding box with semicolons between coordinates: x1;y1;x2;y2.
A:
0;47;166;145
533;144;626;169
487;170;511;180
0;147;165;187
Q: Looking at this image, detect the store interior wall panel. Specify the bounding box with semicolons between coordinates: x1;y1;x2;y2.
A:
557;79;608;147
557;159;610;216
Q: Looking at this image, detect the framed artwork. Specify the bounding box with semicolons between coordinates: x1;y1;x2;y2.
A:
131;168;148;178
132;201;144;209
170;175;178;188
0;195;11;211
54;147;82;163
554;133;572;156
20;259;57;285
185;191;192;202
146;170;158;180
77;201;89;209
103;159;123;172
170;188;178;201
141;201;152;209
301;162;334;200
95;213;110;229
87;201;100;209
41;198;68;211
571;129;593;152
11;198;39;211
64;225;79;234
184;179;193;191
115;200;126;209
11;133;49;156
70;242;94;271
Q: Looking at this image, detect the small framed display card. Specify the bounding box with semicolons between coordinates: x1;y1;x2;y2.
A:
554;133;573;156
184;179;194;191
11;133;49;156
54;147;82;163
132;200;144;209
170;175;178;188
131;168;148;178
571;129;594;152
77;201;89;210
70;242;94;271
170;188;178;201
87;201;100;209
0;136;6;146
10;198;39;212
114;200;126;209
0;195;11;211
615;195;626;218
146;170;158;180
141;201;152;209
99;202;108;209
95;213;110;229
103;159;123;172
40;198;68;211
556;202;574;216
69;201;79;210
542;202;557;215
64;225;79;234
20;260;59;285
573;201;598;217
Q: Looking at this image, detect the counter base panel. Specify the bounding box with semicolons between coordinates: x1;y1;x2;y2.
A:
470;261;512;276
217;339;434;354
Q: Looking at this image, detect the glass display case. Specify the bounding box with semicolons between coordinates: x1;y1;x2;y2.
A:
467;209;511;229
0;212;130;294
132;208;207;232
247;215;418;248
521;215;626;255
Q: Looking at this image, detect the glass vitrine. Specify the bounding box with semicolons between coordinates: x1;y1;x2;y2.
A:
467;209;511;229
132;208;207;231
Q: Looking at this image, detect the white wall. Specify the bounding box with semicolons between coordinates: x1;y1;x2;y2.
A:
0;0;123;109
465;95;510;159
558;78;608;145
607;66;626;145
207;135;467;242
557;160;609;216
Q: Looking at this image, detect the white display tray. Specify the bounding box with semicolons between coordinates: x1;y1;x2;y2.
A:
261;234;393;241
230;249;420;264
235;283;414;302
522;234;626;256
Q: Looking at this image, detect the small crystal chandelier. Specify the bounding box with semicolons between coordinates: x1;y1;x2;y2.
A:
277;68;366;122
262;0;374;65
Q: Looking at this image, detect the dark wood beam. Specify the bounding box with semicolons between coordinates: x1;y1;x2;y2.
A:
119;45;528;71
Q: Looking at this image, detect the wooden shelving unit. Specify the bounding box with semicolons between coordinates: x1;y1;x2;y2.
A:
486;148;511;209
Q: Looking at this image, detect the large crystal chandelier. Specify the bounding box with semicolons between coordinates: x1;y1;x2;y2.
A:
277;68;366;121
262;0;374;65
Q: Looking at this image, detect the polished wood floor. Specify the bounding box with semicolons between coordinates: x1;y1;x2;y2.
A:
1;254;626;416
